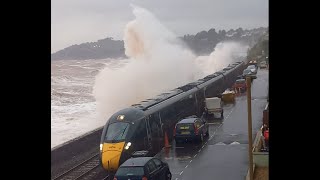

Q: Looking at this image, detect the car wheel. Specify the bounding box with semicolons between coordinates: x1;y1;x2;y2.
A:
166;171;172;180
199;133;204;143
175;139;180;145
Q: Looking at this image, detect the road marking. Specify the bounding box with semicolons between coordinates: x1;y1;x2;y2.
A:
185;165;189;168
175;146;184;149
230;141;240;145
180;171;184;175
207;122;221;125
175;178;178;180
202;145;205;149
194;154;197;158
190;160;192;163
215;142;226;145
177;156;191;160
224;109;234;120
198;149;201;153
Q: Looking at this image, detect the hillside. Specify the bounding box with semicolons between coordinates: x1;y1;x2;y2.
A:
51;27;267;60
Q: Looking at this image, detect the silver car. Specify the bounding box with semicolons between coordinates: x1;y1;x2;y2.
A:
243;69;256;79
247;65;257;74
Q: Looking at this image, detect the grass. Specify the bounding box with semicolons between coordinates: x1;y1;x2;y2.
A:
254;167;269;180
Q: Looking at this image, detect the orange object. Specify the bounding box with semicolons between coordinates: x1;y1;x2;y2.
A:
264;130;269;140
164;132;171;148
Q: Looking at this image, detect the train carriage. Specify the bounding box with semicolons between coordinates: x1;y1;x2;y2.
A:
99;61;246;173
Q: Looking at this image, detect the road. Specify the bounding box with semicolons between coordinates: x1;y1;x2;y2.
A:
155;69;268;180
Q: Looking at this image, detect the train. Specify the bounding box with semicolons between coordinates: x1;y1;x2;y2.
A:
99;61;246;173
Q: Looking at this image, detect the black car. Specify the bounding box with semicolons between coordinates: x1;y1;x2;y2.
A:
236;75;244;80
173;116;209;143
114;157;172;180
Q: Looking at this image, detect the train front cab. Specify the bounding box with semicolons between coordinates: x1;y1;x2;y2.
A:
99;109;145;173
100;119;129;173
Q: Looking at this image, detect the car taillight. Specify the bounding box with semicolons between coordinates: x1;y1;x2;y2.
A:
142;177;148;180
194;124;198;135
113;177;117;180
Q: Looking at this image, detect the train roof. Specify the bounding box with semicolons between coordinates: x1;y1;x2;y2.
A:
127;61;244;113
131;89;183;111
108;108;145;123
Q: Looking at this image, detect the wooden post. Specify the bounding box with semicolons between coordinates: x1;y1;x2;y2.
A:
246;76;254;180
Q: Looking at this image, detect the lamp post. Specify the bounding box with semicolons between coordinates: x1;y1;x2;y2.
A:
246;75;254;180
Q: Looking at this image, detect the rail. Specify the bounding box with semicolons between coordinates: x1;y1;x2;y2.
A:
52;153;100;180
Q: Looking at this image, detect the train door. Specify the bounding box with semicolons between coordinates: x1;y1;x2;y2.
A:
195;92;204;117
158;112;164;138
149;113;162;153
134;120;148;151
145;117;152;151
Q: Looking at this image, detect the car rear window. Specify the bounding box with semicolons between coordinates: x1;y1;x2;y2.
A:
116;167;144;176
236;79;245;83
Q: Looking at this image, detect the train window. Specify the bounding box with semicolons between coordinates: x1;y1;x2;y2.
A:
105;122;130;141
136;122;147;139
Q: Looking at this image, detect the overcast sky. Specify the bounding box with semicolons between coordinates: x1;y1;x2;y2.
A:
51;0;268;53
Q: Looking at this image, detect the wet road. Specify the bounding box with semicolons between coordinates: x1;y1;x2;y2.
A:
155;69;268;180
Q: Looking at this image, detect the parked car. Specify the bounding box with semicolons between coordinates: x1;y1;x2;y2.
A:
114;157;172;180
259;61;267;69
247;65;257;74
236;75;244;80
232;79;247;93
242;69;256;79
174;116;209;143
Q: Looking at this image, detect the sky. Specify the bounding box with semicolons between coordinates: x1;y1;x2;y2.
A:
51;0;268;53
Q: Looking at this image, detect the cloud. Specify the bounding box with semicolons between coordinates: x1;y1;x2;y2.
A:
51;0;268;53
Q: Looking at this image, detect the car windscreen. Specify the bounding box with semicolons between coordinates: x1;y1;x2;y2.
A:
115;166;144;177
236;79;245;84
243;69;251;74
105;122;130;141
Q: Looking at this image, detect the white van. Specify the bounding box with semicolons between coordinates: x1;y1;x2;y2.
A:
204;97;224;118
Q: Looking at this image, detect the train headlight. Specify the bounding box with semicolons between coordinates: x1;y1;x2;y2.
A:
100;144;103;151
124;142;131;150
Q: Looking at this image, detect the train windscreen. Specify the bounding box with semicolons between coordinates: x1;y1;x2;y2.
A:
105;122;130;141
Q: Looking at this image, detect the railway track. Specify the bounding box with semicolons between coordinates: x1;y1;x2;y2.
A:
52;153;103;180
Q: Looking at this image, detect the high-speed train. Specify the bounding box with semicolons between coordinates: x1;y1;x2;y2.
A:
99;61;246;173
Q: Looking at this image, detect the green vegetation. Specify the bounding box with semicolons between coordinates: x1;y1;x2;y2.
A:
247;29;269;63
52;27;268;61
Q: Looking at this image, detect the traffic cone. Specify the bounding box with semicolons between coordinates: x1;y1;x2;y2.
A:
164;131;171;148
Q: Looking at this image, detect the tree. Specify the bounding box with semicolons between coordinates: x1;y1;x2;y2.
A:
208;28;218;42
195;31;208;40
